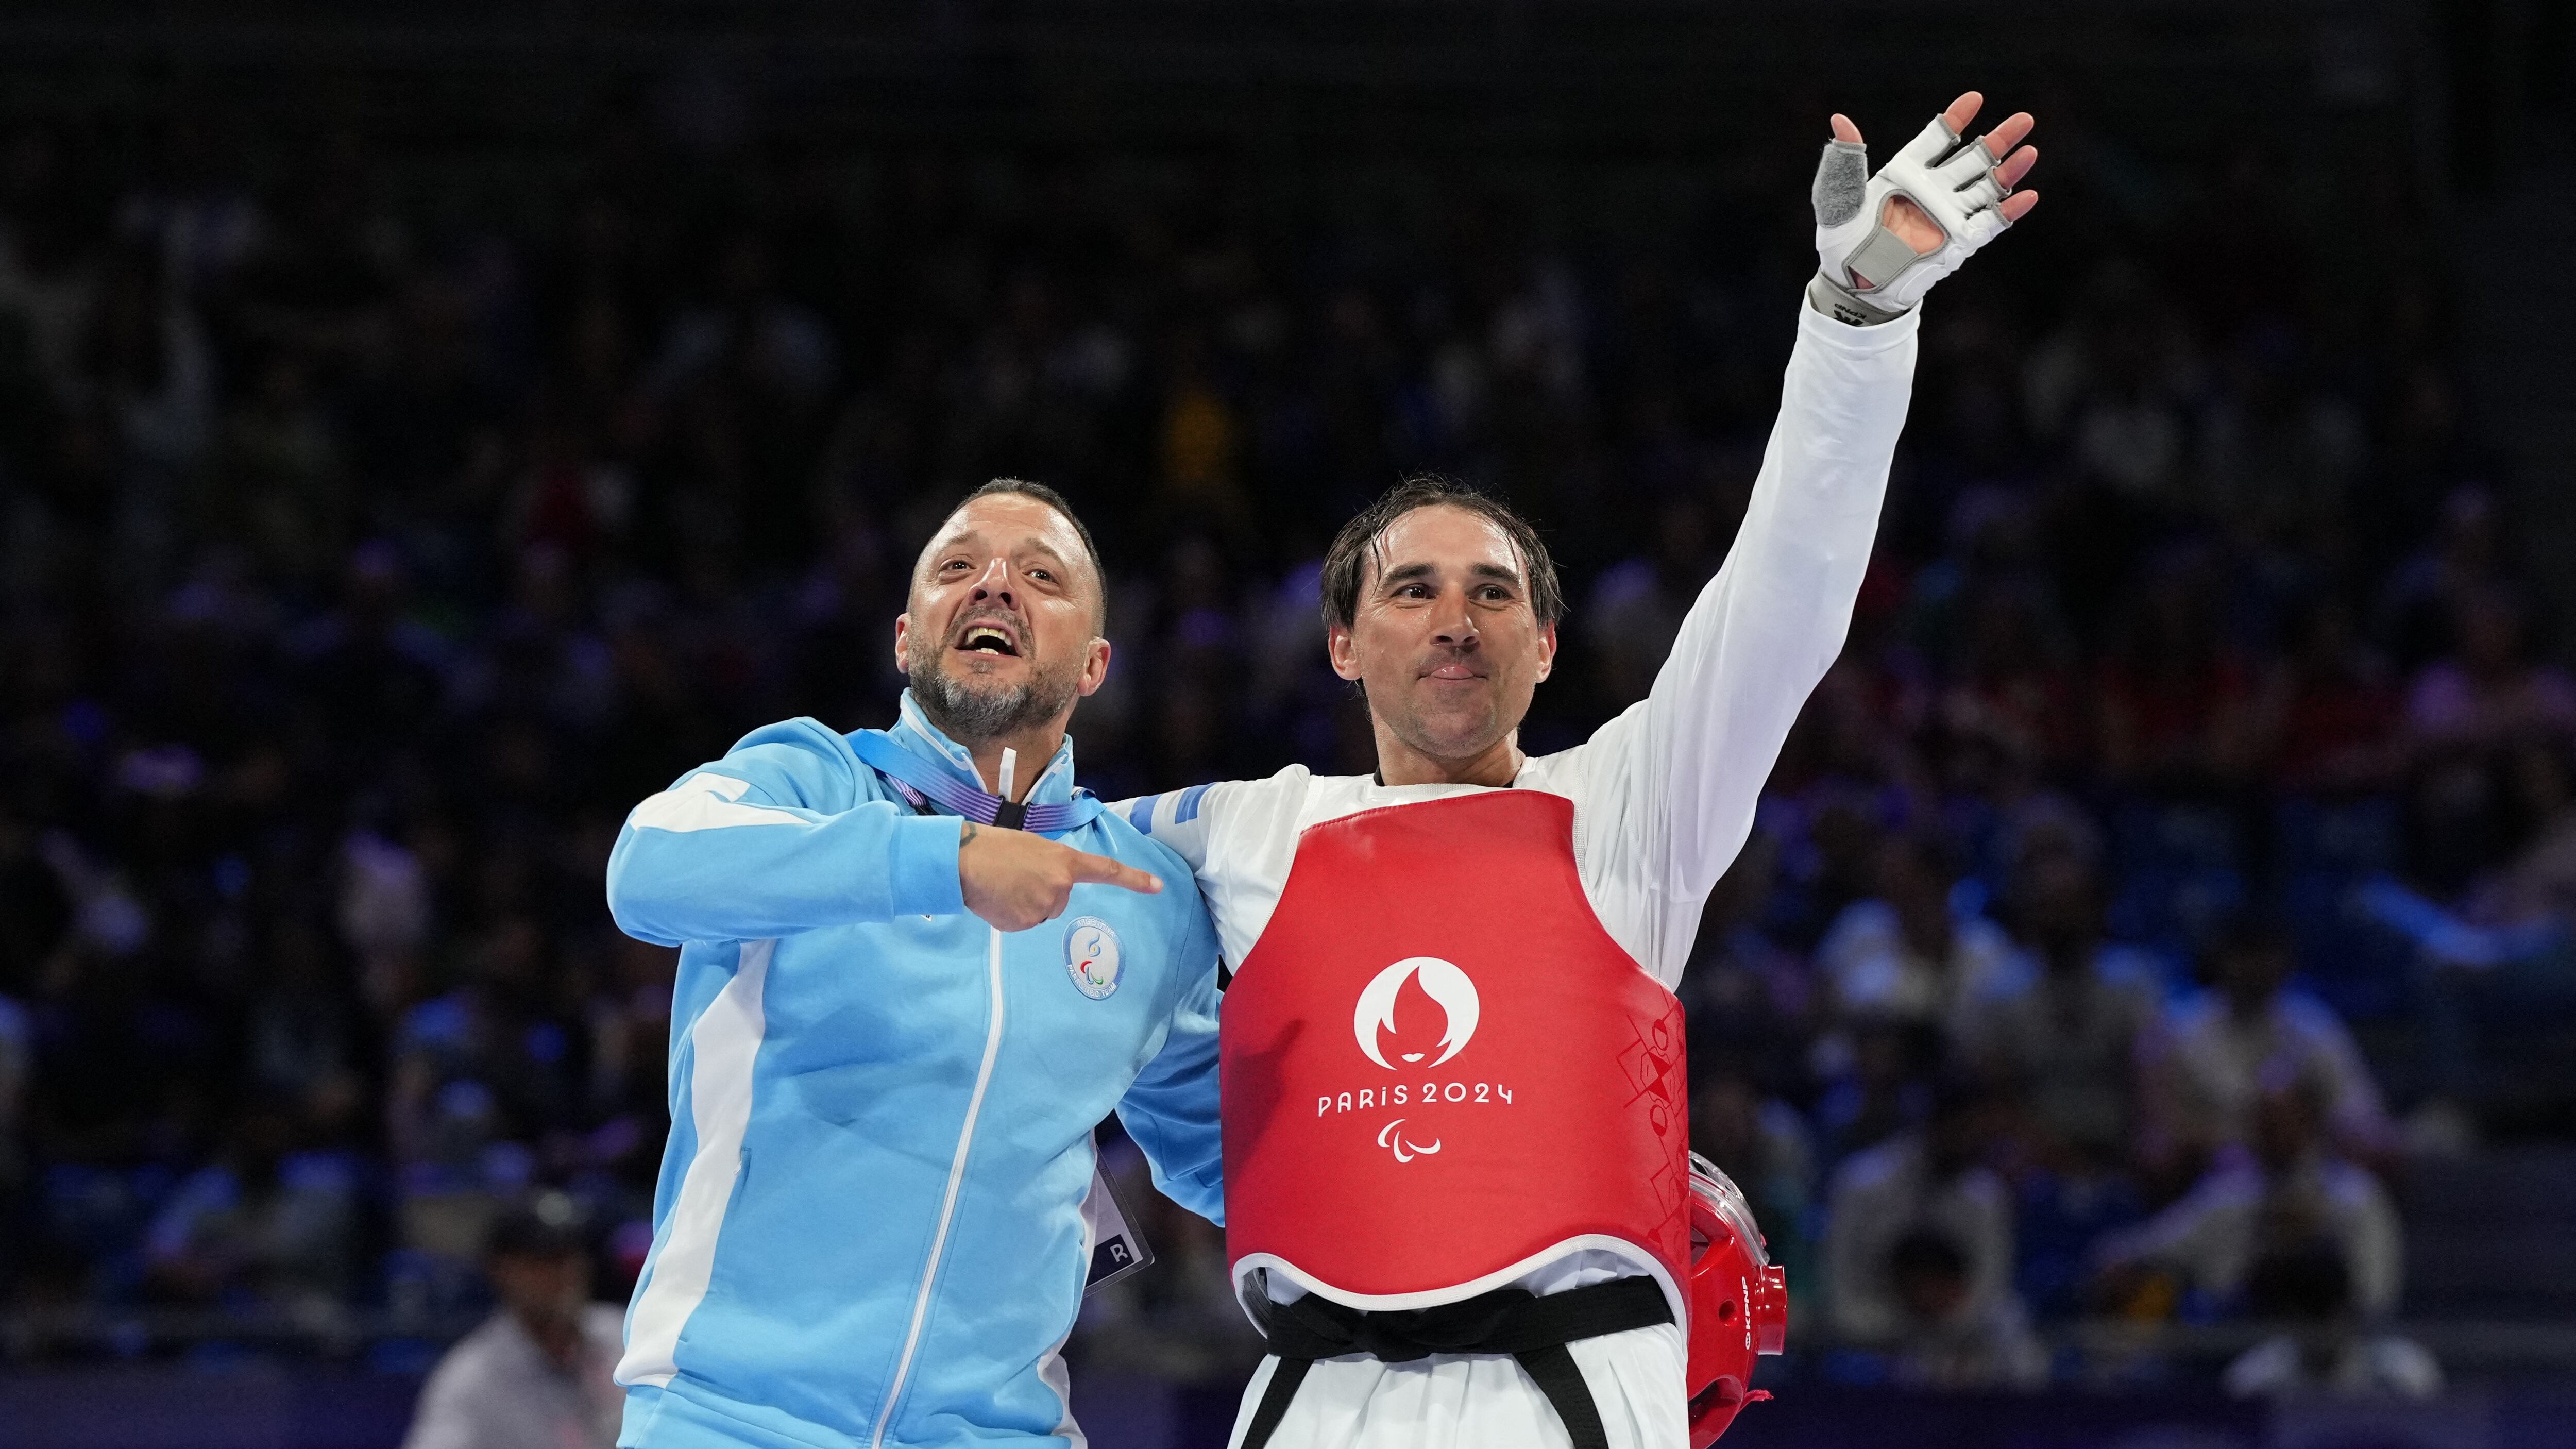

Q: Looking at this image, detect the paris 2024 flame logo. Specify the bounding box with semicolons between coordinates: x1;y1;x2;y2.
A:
1353;956;1480;1068
1346;957;1492;1164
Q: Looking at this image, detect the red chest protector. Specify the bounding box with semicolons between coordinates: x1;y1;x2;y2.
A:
1220;790;1692;1314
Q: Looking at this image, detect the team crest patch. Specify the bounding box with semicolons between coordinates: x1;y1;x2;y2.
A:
1064;917;1123;1000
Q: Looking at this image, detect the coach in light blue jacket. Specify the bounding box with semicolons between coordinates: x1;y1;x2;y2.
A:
604;479;1223;1449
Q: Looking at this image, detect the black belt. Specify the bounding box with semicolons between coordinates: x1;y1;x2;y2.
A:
1238;1276;1672;1449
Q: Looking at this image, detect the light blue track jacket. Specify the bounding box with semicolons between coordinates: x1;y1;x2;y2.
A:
603;693;1225;1449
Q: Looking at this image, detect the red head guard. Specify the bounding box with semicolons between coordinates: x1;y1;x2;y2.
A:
1686;1154;1788;1446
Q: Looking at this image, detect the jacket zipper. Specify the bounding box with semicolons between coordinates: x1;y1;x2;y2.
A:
870;924;1008;1447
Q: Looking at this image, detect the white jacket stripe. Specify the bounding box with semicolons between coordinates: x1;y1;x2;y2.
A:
629;772;810;832
616;937;774;1387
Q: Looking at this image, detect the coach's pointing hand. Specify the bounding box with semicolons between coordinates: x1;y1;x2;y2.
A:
959;822;1162;932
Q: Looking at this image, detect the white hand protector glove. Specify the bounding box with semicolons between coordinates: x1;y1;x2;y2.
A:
1809;114;2014;325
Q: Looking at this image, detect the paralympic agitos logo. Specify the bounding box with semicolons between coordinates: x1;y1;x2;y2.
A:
1319;956;1516;1164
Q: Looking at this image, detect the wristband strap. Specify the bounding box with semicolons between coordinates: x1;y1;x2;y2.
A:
1808;271;1909;327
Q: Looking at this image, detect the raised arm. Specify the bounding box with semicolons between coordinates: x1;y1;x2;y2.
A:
1649;300;1924;850
1554;93;2037;984
605;719;965;946
1561;306;1916;982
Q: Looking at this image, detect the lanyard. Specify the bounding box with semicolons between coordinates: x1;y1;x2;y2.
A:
847;729;1101;834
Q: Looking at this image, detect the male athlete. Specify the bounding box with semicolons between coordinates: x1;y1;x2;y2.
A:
1119;94;2040;1448
605;480;1222;1448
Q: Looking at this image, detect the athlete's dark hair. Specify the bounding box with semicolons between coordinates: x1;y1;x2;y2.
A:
947;477;1107;630
1318;475;1566;633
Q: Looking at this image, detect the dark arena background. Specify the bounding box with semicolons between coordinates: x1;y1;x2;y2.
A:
0;1;2571;1445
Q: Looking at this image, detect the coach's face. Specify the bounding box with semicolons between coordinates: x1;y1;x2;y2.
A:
894;495;1110;745
1330;504;1556;772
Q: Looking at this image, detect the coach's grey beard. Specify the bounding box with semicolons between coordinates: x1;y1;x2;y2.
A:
905;631;1083;746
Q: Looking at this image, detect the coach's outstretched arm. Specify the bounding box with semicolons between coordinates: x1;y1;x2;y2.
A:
608;716;1163;944
1575;92;2038;979
606;719;970;946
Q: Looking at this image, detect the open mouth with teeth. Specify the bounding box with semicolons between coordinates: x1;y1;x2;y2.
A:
956;624;1020;657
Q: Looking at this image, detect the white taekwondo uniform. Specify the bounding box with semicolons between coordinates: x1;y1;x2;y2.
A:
1117;299;1921;1449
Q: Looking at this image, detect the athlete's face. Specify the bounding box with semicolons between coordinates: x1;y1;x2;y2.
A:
895;495;1110;745
1330;504;1557;767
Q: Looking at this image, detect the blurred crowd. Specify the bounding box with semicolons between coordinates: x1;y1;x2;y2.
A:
0;103;2562;1402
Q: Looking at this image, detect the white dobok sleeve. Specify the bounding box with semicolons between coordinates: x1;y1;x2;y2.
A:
1116;770;1314;972
1543;300;1919;987
1114;780;1229;873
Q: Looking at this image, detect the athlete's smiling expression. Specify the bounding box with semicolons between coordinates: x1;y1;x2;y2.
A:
1330;503;1557;782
